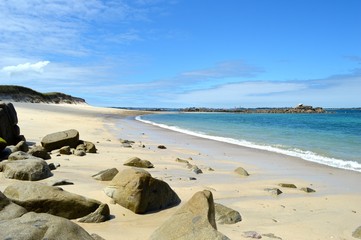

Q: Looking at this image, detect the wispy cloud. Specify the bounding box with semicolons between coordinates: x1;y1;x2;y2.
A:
2;61;50;76
181;61;263;79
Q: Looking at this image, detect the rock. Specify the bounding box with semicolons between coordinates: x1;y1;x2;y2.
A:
175;157;189;164
76;143;86;151
150;190;230;240
265;188;283;196
300;187;316;193
59;145;71;155
74;149;86;156
0;191;27;220
158;145;167;149
4;182;108;220
48;163;57;170
278;183;297;188
0;137;7;152
122;143;132;148
41;129;80;151
234;167;249;177
28;145;51;160
189;177;197;181
78;203;110;223
191;165;203;174
243;231;262;239
91;233;106;240
214;203;242;224
0;212;97;240
0;158;52;181
84;141;97;153
92;168;119;181
353;226;361;239
0;103;23;146
8;151;39;160
104;168;180;214
14;140;28;152
123;157;154;168
51;180;74;186
119;139;135;144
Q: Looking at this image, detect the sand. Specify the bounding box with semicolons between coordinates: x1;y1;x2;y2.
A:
1;102;361;240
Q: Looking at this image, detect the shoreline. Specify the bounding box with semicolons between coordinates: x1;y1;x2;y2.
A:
136;113;361;173
1;102;361;239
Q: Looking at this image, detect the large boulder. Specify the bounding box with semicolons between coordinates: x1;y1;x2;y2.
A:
150;190;230;240
104;168;180;214
0;103;23;146
41;129;79;151
0;212;98;240
4;182;109;220
0;158;52;181
123;157;154;168
0;137;7;152
0;191;27;220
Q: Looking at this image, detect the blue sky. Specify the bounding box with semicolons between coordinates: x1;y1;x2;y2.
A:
1;0;360;108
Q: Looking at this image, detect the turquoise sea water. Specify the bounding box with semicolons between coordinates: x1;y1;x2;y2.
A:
137;110;361;172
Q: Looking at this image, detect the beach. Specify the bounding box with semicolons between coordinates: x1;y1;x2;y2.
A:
1;102;361;240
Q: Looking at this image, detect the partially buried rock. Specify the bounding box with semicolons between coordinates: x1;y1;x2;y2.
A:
28;145;51;160
191;165;203;174
51;180;74;186
353;226;361;239
123;157;154;168
92;168;119;181
279;183;297;188
104;168;180;214
78;203;110;223
214;203;242;224
74;149;86;156
300;187;316;193
0;212;99;240
175;157;189;164
41;129;80;151
59;146;71;155
265;188;283;196
158;145;167;149
8;151;38;161
4;182;109;220
0;158;52;181
83;141;97;153
234;167;249;177
0;191;28;220
150;190;230;240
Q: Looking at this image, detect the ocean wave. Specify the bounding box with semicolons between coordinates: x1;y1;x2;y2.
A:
135;116;361;173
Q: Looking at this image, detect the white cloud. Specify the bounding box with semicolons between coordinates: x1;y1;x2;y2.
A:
2;61;50;75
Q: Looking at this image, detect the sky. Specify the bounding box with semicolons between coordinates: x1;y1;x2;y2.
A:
0;0;360;108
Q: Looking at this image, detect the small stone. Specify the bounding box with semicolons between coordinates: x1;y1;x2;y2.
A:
300;187;316;193
51;180;74;186
175;158;189;164
158;145;167;149
191;165;203;174
48;163;57;170
243;231;262;239
278;183;297;188
265;188;283;196
59;146;71;155
73;149;86;156
188;177;197;181
234;167;249;177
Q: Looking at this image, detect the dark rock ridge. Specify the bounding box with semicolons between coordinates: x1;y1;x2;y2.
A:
0;85;86;104
181;104;326;113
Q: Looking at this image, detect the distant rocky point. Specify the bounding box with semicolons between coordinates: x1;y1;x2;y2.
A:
181;104;326;113
0;85;86;104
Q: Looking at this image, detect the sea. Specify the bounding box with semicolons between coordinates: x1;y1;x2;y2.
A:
136;109;361;172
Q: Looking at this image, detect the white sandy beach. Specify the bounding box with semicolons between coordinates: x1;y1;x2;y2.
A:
1;102;361;240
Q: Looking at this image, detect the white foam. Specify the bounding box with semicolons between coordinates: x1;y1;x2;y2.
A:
136;116;361;173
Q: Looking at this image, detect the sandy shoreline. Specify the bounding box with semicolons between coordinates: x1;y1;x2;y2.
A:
1;102;361;240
